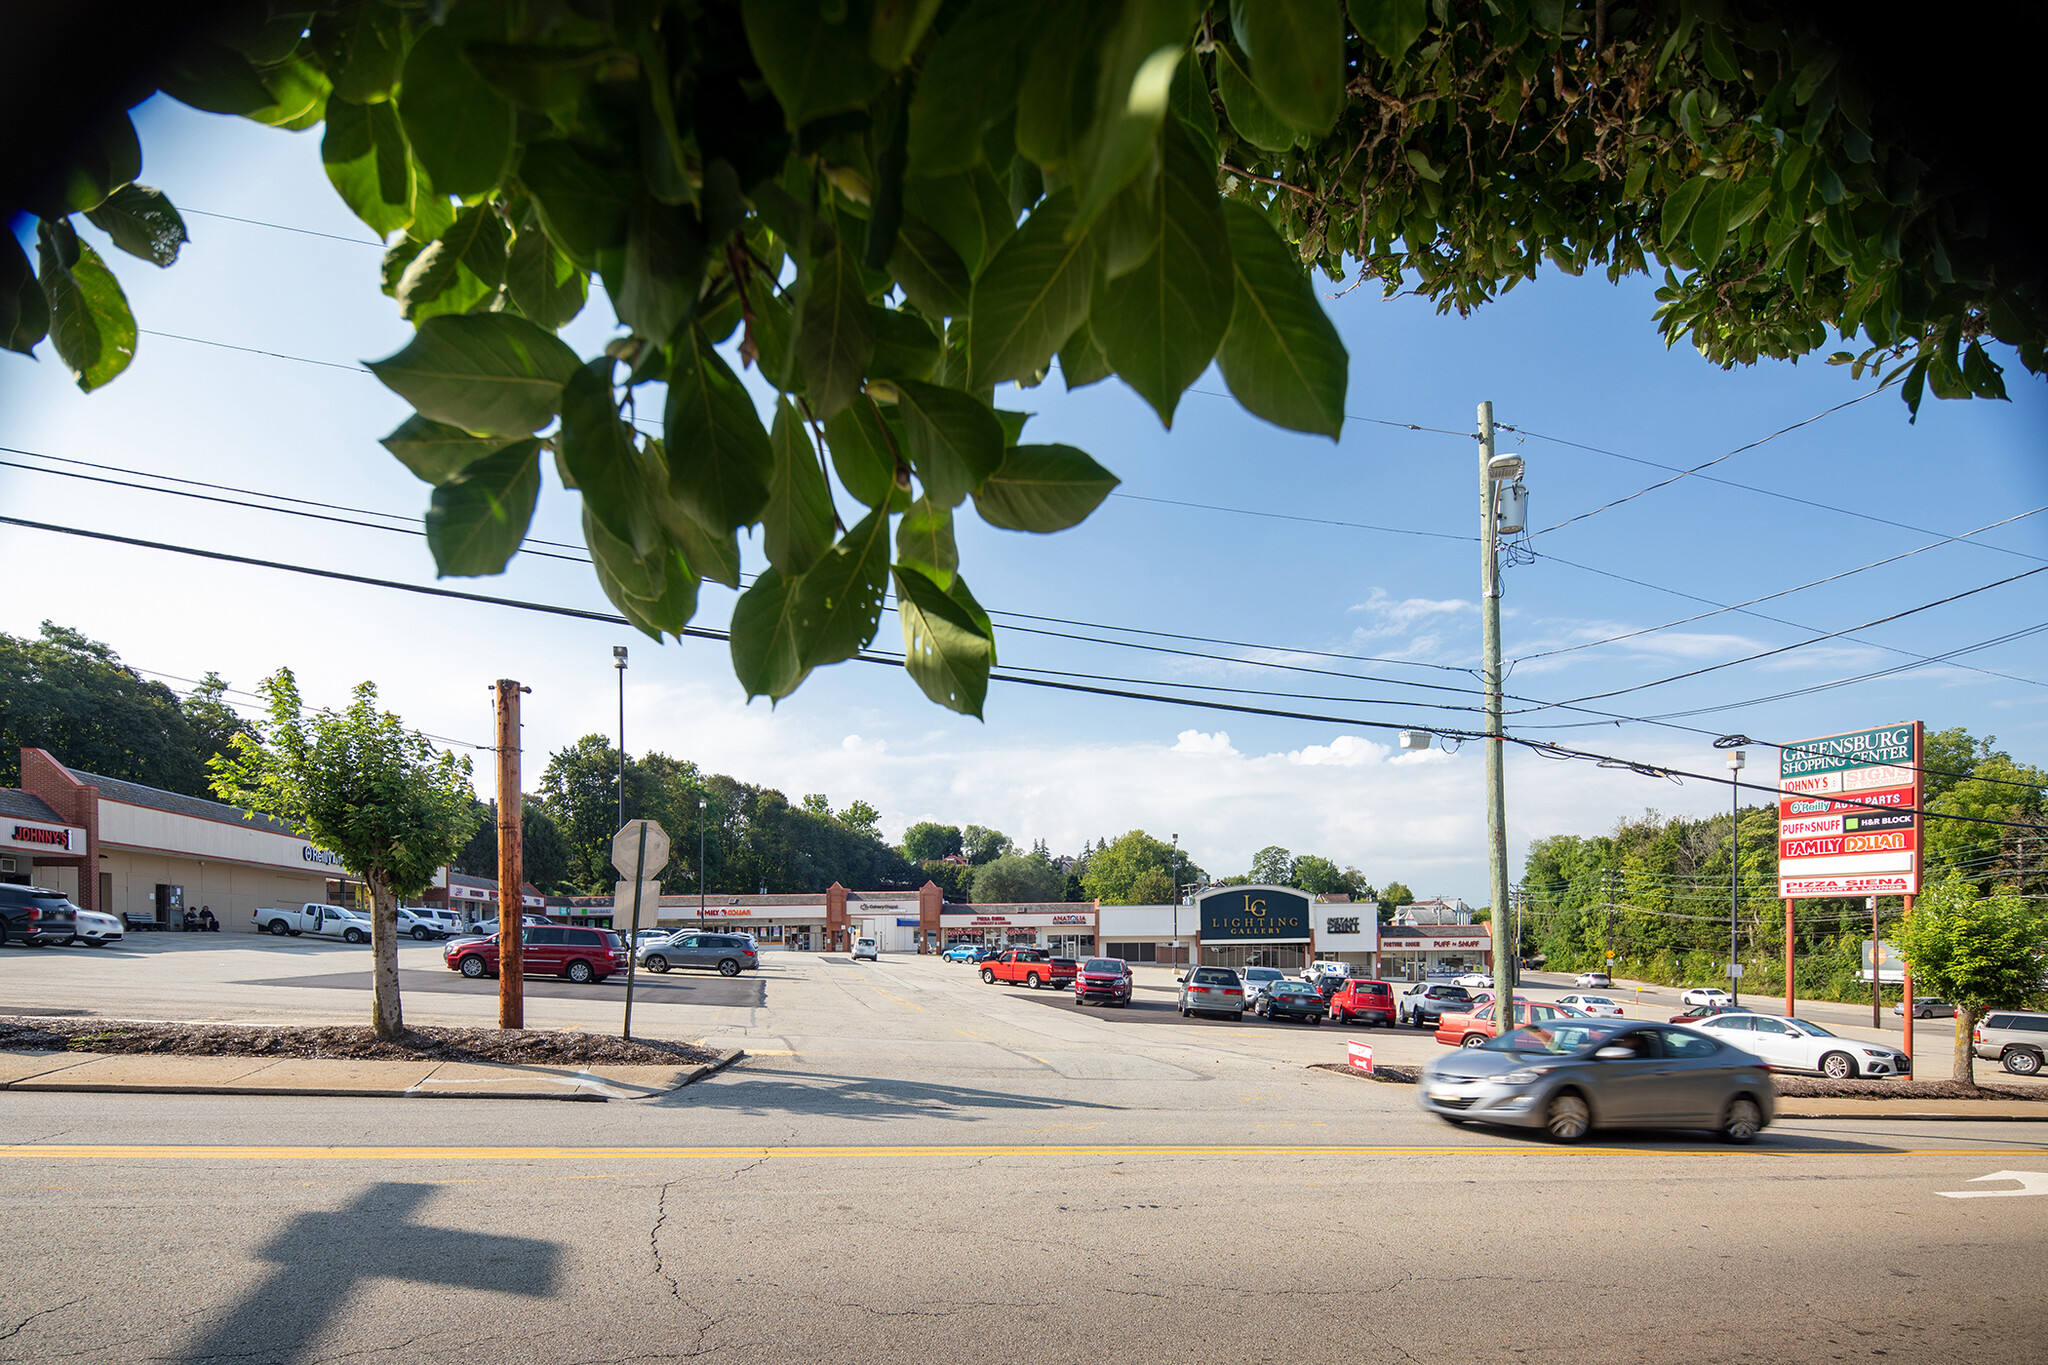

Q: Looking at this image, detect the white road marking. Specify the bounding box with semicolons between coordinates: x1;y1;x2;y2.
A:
1936;1170;2048;1198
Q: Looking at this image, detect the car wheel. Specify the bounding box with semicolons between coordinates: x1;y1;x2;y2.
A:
1545;1092;1592;1143
982;968;996;984
343;928;366;944
1820;1051;1857;1080
459;955;487;979
1308;1017;1321;1027
718;958;741;977
1721;1097;1763;1145
1232;1012;1244;1022
412;926;431;941
1026;972;1041;989
1460;1034;1486;1048
646;955;669;973
2005;1048;2044;1077
268;920;289;936
566;959;595;984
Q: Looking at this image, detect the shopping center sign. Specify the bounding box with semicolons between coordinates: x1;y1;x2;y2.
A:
1777;722;1922;898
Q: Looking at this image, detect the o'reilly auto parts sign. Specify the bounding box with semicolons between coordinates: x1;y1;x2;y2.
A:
1778;722;1922;898
1197;885;1311;942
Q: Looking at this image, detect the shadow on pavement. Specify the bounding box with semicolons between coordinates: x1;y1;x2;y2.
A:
1440;1121;1901;1154
656;1066;1125;1122
238;967;766;1007
171;1182;559;1364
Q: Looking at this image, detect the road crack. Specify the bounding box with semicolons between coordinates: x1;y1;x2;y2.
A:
1;1297;81;1342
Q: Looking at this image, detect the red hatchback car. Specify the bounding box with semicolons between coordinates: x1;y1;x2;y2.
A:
445;924;625;984
1327;979;1396;1027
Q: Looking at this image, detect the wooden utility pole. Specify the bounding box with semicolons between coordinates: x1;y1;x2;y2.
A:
495;679;527;1030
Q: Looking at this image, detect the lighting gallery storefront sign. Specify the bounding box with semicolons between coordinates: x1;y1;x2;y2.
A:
1196;885;1312;944
1777;721;1922;898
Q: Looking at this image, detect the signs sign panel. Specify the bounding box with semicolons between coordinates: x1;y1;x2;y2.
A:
610;820;672;882
1196;885;1312;942
1778;723;1921;898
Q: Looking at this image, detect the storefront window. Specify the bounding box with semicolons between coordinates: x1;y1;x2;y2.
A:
1200;944;1307;971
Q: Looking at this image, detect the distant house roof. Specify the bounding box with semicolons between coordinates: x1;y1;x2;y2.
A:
0;789;65;823
69;768;301;837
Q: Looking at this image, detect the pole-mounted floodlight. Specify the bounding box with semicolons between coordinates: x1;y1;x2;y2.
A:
1398;730;1434;751
1487;453;1525;482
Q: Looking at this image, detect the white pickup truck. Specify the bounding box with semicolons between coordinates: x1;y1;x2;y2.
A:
253;903;371;942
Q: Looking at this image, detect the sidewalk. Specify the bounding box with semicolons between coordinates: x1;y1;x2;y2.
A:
1775;1095;2047;1121
0;1048;742;1101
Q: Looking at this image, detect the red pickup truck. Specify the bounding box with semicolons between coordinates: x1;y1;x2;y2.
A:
980;949;1075;990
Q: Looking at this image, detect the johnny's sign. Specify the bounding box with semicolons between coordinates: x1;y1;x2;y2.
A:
1196;885;1311;942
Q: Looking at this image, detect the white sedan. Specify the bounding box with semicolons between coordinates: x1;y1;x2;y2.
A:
1574;971;1612;988
1681;987;1734;1007
1689;1013;1911;1079
1555;993;1625;1017
1454;972;1493;988
69;907;124;947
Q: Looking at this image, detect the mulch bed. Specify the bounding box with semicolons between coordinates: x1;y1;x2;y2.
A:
1311;1062;1420;1084
1305;1059;2041;1102
0;1015;719;1067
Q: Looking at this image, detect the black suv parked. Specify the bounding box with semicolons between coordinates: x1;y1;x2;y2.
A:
0;885;79;947
1398;982;1476;1027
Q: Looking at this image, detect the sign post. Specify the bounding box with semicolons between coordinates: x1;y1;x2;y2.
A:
1776;721;1922;1019
611;819;671;1041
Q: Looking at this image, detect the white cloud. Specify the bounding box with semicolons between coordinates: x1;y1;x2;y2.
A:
1172;729;1238;756
1285;734;1385;767
842;734;886;754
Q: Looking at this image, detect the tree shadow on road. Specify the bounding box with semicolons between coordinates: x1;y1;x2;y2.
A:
652;1065;1125;1122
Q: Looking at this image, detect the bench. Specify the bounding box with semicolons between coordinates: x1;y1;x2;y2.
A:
123;912;164;931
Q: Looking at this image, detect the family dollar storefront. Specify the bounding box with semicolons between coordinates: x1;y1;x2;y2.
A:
1194;884;1313;972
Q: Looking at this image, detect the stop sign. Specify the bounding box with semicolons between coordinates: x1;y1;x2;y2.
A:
610;820;671;881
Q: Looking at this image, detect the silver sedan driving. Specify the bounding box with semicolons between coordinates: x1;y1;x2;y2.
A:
1418;1019;1776;1144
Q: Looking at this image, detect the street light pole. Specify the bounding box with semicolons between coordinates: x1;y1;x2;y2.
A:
613;647;627;831
697;797;708;930
1727;748;1745;1007
1479;401;1519;1013
1170;833;1180;970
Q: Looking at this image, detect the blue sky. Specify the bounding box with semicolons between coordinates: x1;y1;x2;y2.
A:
5;97;2044;901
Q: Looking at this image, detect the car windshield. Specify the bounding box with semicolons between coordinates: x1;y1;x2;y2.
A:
1788;1019;1837;1037
1083;959;1122;973
1274;983;1315;996
1483;1023;1620;1054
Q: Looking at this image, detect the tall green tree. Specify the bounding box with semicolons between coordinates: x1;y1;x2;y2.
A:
972;851;1064;904
211;670;477;1039
962;824;1013;865
1083;830;1205;905
1892;877;2048;1090
1249;845;1293;884
904;822;964;863
453;797;572;895
15;5;2030;719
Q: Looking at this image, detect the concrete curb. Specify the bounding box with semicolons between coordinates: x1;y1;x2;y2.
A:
1776;1106;2048;1122
672;1049;747;1089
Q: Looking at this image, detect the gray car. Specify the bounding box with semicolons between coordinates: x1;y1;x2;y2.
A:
1399;982;1475;1027
1418;1018;1776;1144
1972;1011;2048;1076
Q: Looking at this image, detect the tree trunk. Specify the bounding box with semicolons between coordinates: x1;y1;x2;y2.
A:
368;872;404;1041
1953;1004;1979;1092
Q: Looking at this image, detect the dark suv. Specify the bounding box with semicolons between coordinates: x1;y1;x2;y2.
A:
1399;982;1476;1028
0;885;79;947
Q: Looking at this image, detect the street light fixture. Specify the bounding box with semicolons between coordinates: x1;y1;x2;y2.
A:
1727;748;1745;1006
612;646;628;830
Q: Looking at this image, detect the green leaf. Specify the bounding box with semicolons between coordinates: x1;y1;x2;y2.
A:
894;377;1005;506
424;439;542;576
730;567;808;701
364;313;580;437
968;190;1097;389
1057;317;1113;388
246;54;332;130
795;236;875;417
1232;0;1343;136
906;0;1047;177
465;43;613;113
559;357;659;555
380;414;524;485
824;399;910;511
896;494;958;587
743;0;890;129
654;479;745;589
971;443;1120;532
889;213;973;317
1066;0;1199;228
1;230;49;355
505;221;588;329
1016;2;1108;169
765;398;837;575
1214;43;1296;152
903;169;1014;277
610;196;704;346
869;0;946;70
396;203;509;320
794;507;891;668
398;25;515;197
312;2;406;104
37;220;135;392
322;97;414;238
48;112;141;216
516;140;635;264
870;304;943;382
1348;0;1428;60
590;519;701;642
1168;44;1219;168
1216;200;1347;439
83;184;187;267
1688;179;1734;266
894;563;994;717
1660;175;1712;250
661;326;773;532
1091;114;1232;424
161;43;277;117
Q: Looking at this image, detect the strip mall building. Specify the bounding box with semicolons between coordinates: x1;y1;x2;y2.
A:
1;749;357;926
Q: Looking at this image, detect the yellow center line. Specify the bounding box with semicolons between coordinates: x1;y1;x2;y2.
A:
870;987;924;1012
0;1144;2025;1161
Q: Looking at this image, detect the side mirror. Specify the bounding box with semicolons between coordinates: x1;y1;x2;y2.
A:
1175;973;1186;983
1594;1045;1635;1060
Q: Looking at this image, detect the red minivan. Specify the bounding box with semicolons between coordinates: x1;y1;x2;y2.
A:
445;924;624;984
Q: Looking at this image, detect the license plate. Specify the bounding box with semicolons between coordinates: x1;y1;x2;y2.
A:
1428;1090;1459;1102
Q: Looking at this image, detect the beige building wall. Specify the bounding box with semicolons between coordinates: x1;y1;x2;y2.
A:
101;851;333;931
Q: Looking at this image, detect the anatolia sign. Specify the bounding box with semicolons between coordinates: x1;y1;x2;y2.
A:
1777;722;1922;898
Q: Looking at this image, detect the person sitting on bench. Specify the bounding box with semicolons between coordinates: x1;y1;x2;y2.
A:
181;907;199;931
198;906;219;931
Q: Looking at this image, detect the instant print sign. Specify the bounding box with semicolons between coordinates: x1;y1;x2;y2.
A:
1777;722;1922;898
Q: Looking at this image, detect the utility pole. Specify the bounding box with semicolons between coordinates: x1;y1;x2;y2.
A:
493;679;528;1030
1728;748;1745;1007
1171;833;1180;969
697;797;708;931
1479;400;1517;1014
613;646;628;832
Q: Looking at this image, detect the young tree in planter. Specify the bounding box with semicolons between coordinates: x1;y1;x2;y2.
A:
1891;876;2048;1091
211;669;480;1040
